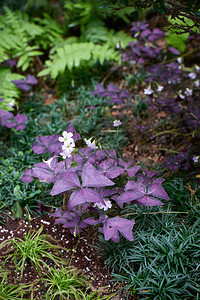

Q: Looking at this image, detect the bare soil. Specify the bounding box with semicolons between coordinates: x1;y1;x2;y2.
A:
0;212;134;299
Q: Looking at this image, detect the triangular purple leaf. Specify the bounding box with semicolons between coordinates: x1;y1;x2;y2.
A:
117;190;144;208
20;169;34;183
107;166;124;179
66;124;81;141
148;182;170;200
68;188;103;211
81;162;115;188
102;216;135;242
50;172;80;196
134;196;164;206
31;134;61;154
127;166;140;177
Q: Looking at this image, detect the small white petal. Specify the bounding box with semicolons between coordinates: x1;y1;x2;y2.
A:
157;85;164;92
144;85;154;95
113;120;121;127
188;72;197;80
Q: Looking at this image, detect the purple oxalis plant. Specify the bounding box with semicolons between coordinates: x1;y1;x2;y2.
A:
0;109;28;131
21;123;170;242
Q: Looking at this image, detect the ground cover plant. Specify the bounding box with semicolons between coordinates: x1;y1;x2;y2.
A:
0;0;200;299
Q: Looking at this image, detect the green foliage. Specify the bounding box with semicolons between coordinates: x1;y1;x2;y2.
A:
166;16;192;53
0;226;68;279
0;7;43;70
82;19;136;49
38;42;120;79
0;273;31;299
41;266;114;300
97;177;200;299
64;0;99;28
0;93;71;216
33;12;64;50
0;67;24;111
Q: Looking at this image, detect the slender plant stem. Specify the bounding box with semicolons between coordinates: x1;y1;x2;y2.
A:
0;130;12;143
115;128;119;156
154;130;195;137
68;232;80;267
122;211;189;217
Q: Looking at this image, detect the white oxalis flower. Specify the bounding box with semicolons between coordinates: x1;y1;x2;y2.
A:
195;65;200;71
60;139;75;159
195;80;200;87
60;146;74;159
193;156;198;163
157;85;164;92
188;72;197;80
178;90;185;99
185;88;193;96
113;119;121;127
94;199;112;211
59;131;74;145
84;138;98;150
144;85;154;95
177;57;182;64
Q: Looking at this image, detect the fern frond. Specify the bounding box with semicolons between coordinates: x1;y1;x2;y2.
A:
38;42;120;79
106;30;136;49
0;67;24;111
0;7;43;70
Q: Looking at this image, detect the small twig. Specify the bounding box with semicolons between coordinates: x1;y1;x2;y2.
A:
148;147;179;154
0;130;12;143
161;46;200;65
154;130;195;137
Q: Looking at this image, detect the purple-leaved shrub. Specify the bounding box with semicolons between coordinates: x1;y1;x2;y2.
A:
21;123;170;242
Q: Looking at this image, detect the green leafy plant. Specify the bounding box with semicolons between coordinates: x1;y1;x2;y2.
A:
0;7;43;70
97;177;200;299
0;226;68;279
0;67;24;111
38;42;120;79
0;273;31;300
82;19;136;49
40;266;115;300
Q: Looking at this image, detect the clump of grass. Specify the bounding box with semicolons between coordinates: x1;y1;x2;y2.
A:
0;273;32;299
0;226;68;279
40;266;115;300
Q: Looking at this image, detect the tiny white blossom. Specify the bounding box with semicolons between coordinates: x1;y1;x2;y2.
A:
60;149;72;159
195;65;200;71
195;80;200;87
193;156;198;163
60;140;75;159
59;131;74;144
157;85;164;92
188;72;197;80
144;85;154;95
168;80;172;84
94;199;112;211
185;88;193;96
177;57;182;64
113;120;121;127
84;138;98;150
178;90;185;99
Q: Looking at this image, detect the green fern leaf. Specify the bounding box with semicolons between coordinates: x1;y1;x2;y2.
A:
38;42;120;79
0;67;24;111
